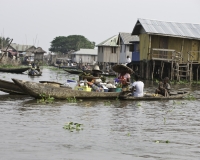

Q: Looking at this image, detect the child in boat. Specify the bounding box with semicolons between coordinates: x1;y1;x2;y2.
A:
155;77;171;97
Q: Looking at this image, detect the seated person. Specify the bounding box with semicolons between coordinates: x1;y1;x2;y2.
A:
131;74;144;97
118;71;130;88
155;77;171;97
87;79;104;92
36;65;40;72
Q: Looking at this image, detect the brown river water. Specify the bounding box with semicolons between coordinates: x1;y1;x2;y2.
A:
0;66;200;160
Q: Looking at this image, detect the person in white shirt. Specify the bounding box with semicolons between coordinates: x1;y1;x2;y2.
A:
131;74;144;97
126;56;131;63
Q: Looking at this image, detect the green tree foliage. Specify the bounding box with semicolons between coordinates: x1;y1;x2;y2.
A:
49;35;95;53
0;37;11;49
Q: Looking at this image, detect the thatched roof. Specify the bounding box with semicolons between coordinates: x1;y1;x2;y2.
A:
34;47;46;53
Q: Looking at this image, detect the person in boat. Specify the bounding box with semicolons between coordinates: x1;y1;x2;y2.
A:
131;74;144;97
118;70;131;88
36;65;40;72
31;62;36;69
155;77;171;97
86;65;104;92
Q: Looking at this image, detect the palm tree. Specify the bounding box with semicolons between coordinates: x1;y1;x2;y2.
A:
0;37;11;49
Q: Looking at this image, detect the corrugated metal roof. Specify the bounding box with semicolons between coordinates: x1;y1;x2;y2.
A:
119;32;139;44
132;18;200;40
96;35;118;46
71;48;97;55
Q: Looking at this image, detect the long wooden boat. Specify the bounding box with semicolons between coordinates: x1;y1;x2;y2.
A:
12;78;189;100
0;67;30;73
0;79;26;94
0;79;65;95
64;69;83;74
12;79;120;99
120;91;189;100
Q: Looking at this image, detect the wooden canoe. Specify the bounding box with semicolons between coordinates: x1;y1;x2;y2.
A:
12;78;121;99
0;79;65;95
0;79;26;94
11;78;190;100
64;69;83;74
0;67;30;73
120;91;189;100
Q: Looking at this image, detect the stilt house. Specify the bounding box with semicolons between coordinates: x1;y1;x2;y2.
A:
96;35;119;70
117;32;139;63
131;18;200;81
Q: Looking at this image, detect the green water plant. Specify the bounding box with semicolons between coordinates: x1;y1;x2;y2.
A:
63;122;83;132
67;97;77;103
37;94;55;103
104;101;111;106
185;94;196;100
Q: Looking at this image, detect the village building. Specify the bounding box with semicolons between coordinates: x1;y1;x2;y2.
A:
131;18;200;81
33;47;46;64
96;35;119;70
2;43;36;63
117;32;139;64
71;48;97;65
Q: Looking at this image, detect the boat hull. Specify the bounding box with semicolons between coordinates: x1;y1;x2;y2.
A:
0;67;30;73
12;79;121;99
0;79;26;94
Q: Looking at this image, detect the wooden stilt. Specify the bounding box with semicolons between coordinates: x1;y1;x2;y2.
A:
160;61;164;80
197;65;199;82
152;60;155;80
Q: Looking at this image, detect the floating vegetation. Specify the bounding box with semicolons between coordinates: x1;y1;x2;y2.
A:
185;94;196;100
67;97;77;103
104;101;111;106
136;102;142;106
37;94;54;103
63;122;83;132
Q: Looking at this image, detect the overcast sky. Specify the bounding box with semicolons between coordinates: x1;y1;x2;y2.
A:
0;0;199;52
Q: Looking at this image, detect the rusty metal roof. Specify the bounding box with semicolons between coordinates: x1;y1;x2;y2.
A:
132;18;200;40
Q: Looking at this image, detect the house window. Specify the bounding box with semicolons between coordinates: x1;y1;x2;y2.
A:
111;47;116;53
135;44;139;52
124;45;126;52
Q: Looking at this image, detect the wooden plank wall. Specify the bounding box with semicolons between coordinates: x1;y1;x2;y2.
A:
139;34;149;60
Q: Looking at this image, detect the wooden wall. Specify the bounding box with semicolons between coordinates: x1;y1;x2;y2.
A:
139;34;149;60
97;46;119;63
150;35;200;62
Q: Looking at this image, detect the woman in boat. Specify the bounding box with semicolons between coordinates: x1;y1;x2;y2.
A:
155;77;171;97
131;74;144;97
86;65;104;92
112;64;133;89
118;70;131;88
